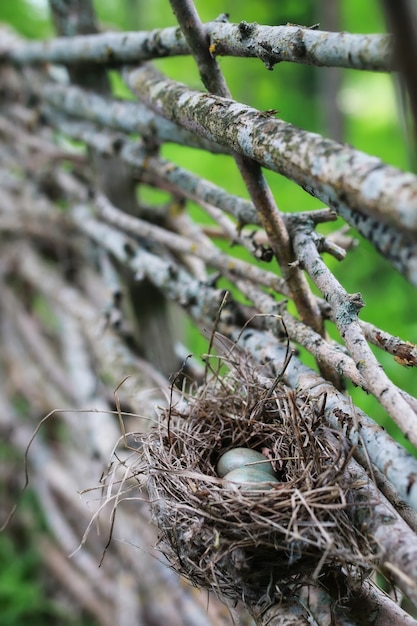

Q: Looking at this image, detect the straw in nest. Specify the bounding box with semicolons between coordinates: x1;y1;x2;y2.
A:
137;339;378;606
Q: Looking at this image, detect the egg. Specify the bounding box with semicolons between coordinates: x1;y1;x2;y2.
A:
216;447;275;478
223;467;279;490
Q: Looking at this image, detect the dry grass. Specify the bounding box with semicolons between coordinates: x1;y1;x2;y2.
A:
131;341;380;608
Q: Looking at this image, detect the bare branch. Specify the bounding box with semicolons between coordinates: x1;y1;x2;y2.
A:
42;83;226;153
1;23;393;72
359;320;417;367
234;279;367;389
125;64;417;271
169;0;327;368
41;112;332;230
292;223;417;447
94;193;288;294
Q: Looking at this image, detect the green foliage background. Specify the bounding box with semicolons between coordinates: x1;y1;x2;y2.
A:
1;0;416;622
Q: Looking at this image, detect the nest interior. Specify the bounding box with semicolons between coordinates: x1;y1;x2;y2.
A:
139;349;378;605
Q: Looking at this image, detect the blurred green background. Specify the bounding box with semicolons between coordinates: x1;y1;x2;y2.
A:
1;1;416;623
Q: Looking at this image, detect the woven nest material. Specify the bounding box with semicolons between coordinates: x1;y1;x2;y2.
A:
139;344;378;605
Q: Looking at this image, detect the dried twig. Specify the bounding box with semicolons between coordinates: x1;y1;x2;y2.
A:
125;63;417;283
42;83;226;153
169;0;325;344
292;223;417;447
0;23;393;72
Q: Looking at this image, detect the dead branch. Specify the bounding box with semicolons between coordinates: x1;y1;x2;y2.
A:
0;23;393;72
126;63;417;279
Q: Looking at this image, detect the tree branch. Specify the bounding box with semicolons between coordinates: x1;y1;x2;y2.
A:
94;193;288;294
169;0;328;376
1;23;393;72
42;83;226;153
125;63;417;246
3;110;416;382
292;222;417;447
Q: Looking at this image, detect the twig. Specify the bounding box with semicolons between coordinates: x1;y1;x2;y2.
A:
233;279;366;388
2;133;415;376
42;111;335;229
68;205;243;328
0;23;393;72
125;64;417;257
95;192;289;295
0;113;85;165
359;320;417;367
11;242;168;421
1;287;74;400
292;222;417;448
169;0;327;378
41;83;226;153
0;304;69;412
37;537;114;626
333;201;417;283
45;109;417;295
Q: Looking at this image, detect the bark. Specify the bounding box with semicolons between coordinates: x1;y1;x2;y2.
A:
168;0;328;367
47;113;417;304
1;22;393;72
125;64;417;284
292;223;417;447
41;83;226;153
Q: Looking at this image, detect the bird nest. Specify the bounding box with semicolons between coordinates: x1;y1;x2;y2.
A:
137;342;378;605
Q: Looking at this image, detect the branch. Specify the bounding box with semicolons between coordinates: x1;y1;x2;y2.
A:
42;83;226;153
94;193;289;294
169;0;327;370
334;201;417;283
14;223;417;518
125;64;417;259
1;23;394;72
233;279;367;388
3;109;417;379
345;460;417;607
41;112;330;232
359;320;417;367
68;206;241;329
3;111;416;380
48;0;181;378
292;223;417;447
316;574;417;626
10;71;417;286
